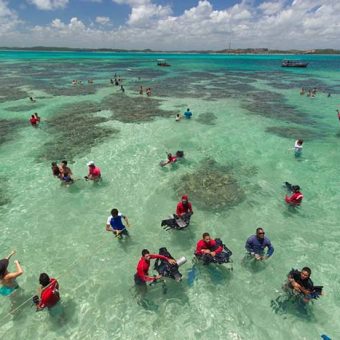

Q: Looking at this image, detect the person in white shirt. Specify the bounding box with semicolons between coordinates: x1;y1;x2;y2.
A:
294;139;303;157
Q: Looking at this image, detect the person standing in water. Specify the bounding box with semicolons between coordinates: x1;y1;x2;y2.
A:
33;273;60;312
29;114;38;127
184;108;192;119
106;208;130;238
284;183;304;206
294;139;303;157
85;161;101;181
0;251;23;296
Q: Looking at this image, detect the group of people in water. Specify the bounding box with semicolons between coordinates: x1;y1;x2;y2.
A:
4;78;327;322
51;160;101;184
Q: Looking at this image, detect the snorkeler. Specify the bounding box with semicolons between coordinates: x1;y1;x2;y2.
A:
85;161;101;181
106;208;130;238
245;227;274;261
284;182;303;206
33;273;60;311
134;249;176;286
0;251;23;296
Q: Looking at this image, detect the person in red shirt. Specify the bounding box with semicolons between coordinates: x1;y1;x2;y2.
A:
33;273;60;311
285;185;303;206
29;115;38;127
195;232;223;264
134;249;176;286
85;161;101;181
176;195;193;217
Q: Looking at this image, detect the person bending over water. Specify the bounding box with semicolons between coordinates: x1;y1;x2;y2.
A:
85;161;101;181
0;251;23;296
33;273;60;312
284;182;303;206
134;249;176;286
245;227;274;261
106;208;130;238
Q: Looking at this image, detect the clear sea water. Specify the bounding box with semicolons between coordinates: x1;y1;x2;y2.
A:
0;51;340;339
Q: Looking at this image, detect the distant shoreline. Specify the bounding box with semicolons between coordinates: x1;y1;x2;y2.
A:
1;47;340;55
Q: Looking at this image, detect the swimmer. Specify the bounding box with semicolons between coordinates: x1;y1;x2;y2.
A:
184;108;192;119
327;93;331;98
106;208;130;238
0;251;23;296
29;96;36;102
33;273;60;311
72;80;77;86
84;161;101;181
121;85;125;93
161;153;177;166
176;113;181;121
146;88;151;96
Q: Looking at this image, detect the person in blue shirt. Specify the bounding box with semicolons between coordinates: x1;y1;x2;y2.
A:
106;208;130;238
184;108;192;119
245;227;274;261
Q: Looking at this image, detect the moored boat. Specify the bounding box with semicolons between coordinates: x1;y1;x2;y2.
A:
281;60;309;68
157;59;171;67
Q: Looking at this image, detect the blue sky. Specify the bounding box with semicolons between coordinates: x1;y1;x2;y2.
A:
0;0;339;49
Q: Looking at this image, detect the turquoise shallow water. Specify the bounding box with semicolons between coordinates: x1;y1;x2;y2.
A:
0;51;340;339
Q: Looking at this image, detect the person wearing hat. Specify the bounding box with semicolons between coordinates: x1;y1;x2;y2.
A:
245;227;274;261
85;161;101;181
285;183;304;206
0;251;23;296
176;195;193;218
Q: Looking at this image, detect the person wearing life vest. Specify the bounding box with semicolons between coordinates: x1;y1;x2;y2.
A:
134;249;176;286
195;232;223;264
285;184;303;206
33;273;60;311
29;115;38;127
176;195;193;218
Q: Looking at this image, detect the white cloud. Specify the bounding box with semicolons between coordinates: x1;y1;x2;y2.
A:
2;0;340;50
95;16;110;25
28;0;69;11
0;0;21;34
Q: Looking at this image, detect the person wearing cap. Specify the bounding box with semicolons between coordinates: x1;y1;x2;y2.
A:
85;161;101;181
245;228;274;261
285;184;303;206
0;251;23;296
176;195;193;218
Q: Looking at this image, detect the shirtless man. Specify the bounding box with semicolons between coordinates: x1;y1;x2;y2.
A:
0;251;24;296
60;160;73;183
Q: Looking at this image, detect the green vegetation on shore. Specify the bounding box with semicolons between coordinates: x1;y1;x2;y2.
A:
1;46;340;54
